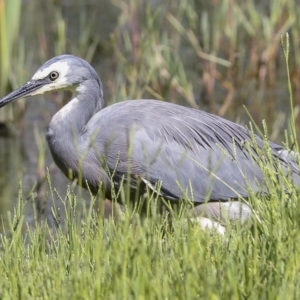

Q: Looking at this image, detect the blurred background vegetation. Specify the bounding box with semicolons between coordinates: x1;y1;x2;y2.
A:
0;0;300;227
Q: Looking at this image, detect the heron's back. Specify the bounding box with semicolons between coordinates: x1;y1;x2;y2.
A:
80;99;300;203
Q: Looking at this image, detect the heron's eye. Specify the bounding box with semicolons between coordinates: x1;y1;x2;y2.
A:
49;71;59;81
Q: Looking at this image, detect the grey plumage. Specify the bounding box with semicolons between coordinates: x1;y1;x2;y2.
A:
79;99;298;202
0;55;299;226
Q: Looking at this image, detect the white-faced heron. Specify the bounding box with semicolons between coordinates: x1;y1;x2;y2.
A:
0;55;299;232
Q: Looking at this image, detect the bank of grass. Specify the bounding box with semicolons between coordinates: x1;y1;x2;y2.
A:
0;174;300;299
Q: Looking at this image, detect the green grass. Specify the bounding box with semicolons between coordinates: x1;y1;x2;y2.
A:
1;173;300;299
0;0;28;124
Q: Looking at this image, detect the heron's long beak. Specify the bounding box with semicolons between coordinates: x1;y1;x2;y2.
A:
0;79;47;108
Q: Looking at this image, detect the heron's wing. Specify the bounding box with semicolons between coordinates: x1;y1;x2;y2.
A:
84;100;299;203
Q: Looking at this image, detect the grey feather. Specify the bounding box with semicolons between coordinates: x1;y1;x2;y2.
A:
82;99;300;203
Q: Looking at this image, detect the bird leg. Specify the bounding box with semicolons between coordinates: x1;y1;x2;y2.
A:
190;201;252;234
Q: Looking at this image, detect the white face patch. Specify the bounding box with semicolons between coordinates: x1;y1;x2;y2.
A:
30;61;71;96
32;60;70;80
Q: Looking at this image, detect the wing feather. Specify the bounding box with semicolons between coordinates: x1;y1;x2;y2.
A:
83;100;300;203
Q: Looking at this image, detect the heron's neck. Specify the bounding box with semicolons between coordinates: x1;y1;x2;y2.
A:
46;79;103;173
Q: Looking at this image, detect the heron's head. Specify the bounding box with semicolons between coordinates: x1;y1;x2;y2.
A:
0;55;100;108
